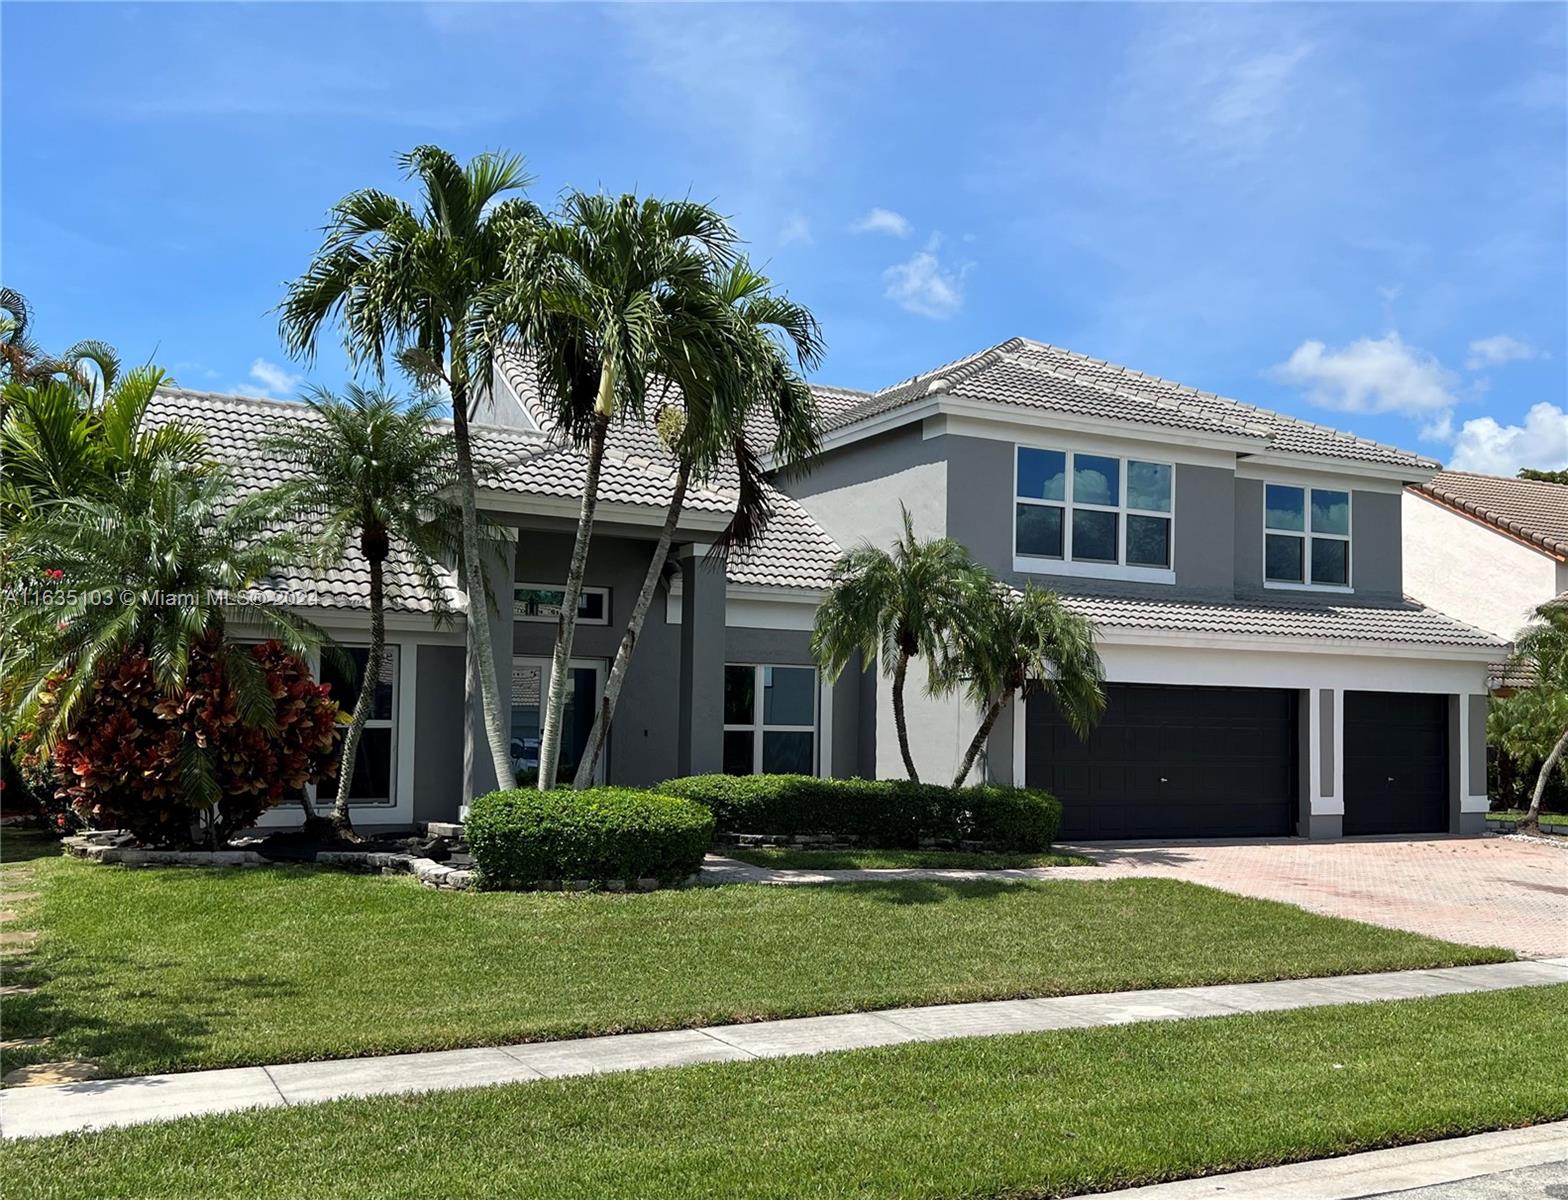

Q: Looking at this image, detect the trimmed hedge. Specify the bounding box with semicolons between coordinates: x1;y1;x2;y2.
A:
655;774;1061;852
466;788;714;889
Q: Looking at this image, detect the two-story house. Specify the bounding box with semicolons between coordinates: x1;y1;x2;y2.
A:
148;336;1503;841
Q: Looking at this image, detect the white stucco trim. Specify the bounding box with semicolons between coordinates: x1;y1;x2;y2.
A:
931;414;1242;470
665;582;823;630
1092;625;1502;662
479;492;734;532
1236;453;1432;488
1462;794;1491;814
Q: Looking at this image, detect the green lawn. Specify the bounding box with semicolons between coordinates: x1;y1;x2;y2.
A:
0;834;1509;1080
720;846;1096;869
6;985;1565;1200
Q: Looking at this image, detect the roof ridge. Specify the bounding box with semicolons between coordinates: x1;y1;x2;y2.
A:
870;338;1024;401
995;349;1270;437
1017;340;1434;466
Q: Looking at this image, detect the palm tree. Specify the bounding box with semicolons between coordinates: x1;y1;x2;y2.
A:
1;458;321;813
941;583;1105;787
262;385;457;834
278;145;542;794
1;363;203;522
572;261;823;787
500;192;740;789
1496;597;1568;826
811;507;988;782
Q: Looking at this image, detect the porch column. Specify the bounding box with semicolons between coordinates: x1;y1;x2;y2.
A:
463;530;517;808
677;543;726;777
1303;686;1343;838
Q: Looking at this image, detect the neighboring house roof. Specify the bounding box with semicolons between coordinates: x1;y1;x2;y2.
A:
1409;470;1568;559
1052;590;1505;651
823;338;1438;472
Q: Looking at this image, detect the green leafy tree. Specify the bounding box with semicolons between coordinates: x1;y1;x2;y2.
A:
263;385;458;834
279;146;543;794
1493;597;1568;824
573;260;823;786
811;507;989;782
498;192;740;789
1518;468;1568;485
2;459;323;818
940;583;1105;787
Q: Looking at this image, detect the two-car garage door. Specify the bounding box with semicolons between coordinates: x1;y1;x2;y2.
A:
1026;684;1451;840
1026;683;1298;840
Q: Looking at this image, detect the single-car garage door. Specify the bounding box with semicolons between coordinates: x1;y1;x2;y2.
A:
1342;692;1448;835
1027;683;1297;840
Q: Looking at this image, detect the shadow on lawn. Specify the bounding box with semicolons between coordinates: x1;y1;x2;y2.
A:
823;878;1027;906
1;935;305;1080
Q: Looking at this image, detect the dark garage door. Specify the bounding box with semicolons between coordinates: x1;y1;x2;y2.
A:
1027;683;1297;840
1342;692;1448;836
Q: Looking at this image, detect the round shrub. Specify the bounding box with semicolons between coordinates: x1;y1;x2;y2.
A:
964;786;1061;851
466;787;715;889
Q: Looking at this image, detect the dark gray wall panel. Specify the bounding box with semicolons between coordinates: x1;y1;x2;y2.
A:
414;643;466;823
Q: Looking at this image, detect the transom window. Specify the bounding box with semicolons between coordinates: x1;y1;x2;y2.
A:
1014;447;1173;571
723;664;817;776
514;584;608;624
1264;484;1351;588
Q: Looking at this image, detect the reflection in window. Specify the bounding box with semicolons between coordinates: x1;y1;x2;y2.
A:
1266;485;1351;587
723;664;817;776
1014;447;1172;570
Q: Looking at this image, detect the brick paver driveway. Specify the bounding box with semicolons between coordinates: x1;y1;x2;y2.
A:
1067;836;1568;958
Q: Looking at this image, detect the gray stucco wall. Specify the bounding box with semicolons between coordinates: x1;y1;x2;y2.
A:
509;530;685;788
779;424;948;546
413;644;466;823
1468;694;1488;796
1319;688;1335;797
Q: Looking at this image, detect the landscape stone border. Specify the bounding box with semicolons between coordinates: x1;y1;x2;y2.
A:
57;831;701;894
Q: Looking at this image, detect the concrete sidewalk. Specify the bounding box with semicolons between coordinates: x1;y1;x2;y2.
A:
4;958;1566;1140
1090;1121;1568;1198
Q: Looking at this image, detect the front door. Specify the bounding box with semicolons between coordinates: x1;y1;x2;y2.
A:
510;657;605;786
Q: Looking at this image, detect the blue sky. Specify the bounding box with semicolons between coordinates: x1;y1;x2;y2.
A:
4;1;1564;473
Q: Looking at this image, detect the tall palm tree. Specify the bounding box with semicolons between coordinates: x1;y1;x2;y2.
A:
1497;597;1568;826
811;507;988;782
1;459;320;812
278;145;541;794
941;583;1105;787
262;385;457;834
572;261;824;787
500;192;740;789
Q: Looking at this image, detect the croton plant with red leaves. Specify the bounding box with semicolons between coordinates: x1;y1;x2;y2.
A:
22;639;340;846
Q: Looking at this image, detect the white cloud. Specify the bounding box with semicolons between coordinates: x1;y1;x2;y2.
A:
778;212;813;246
1271;333;1459;426
237;358;304;399
852;207;913;238
1448;403;1568;475
882;238;968;319
1208;45;1313;139
1466;334;1540;370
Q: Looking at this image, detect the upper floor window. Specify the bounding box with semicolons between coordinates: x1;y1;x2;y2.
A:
1014;447;1173;575
1264;485;1351;588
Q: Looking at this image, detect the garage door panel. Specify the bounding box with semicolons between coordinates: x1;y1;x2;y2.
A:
1343;692;1447;836
1029;683;1297;840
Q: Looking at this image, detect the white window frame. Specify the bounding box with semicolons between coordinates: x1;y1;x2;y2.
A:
315;644;400;808
1013;445;1177;584
723;663;820;776
1263;484;1353;593
514;583;609;625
